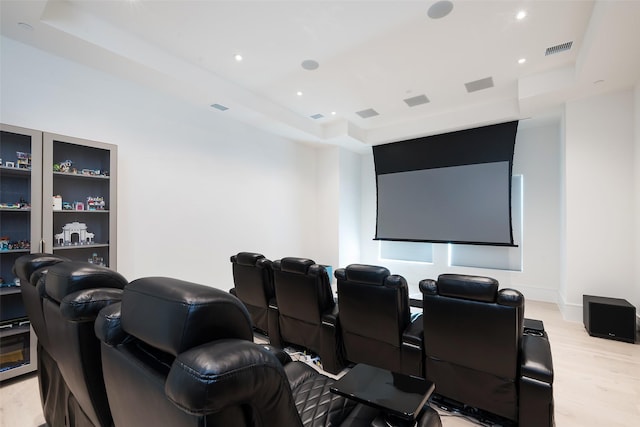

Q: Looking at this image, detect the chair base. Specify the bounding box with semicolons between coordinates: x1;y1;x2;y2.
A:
429;394;516;427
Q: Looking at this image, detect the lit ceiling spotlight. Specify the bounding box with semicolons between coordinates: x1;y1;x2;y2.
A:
296;91;303;96
331;111;337;116
516;10;527;20
234;54;243;62
518;58;526;64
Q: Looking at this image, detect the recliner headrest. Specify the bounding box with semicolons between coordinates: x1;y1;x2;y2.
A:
436;274;499;302
276;257;315;274
44;261;127;304
121;277;253;356
12;253;70;286
337;264;391;286
231;252;266;267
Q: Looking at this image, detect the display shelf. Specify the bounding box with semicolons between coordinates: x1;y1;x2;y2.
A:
0;287;22;296
53;243;109;250
1;124;41;381
44;132;116;267
0;322;30;339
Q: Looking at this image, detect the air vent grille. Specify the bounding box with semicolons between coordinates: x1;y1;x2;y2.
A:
211;103;229;111
310;113;324;120
356;108;379;119
545;41;573;56
404;94;430;107
464;77;494;93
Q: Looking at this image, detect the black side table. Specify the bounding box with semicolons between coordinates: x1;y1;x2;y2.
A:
330;363;435;426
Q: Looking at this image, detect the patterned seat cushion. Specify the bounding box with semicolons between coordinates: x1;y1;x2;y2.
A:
285;362;357;427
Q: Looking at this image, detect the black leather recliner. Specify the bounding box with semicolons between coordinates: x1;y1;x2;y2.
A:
95;276;443;427
420;274;554;427
335;264;423;376
13;253;70;427
41;261;127;427
229;252;276;337
270;257;343;374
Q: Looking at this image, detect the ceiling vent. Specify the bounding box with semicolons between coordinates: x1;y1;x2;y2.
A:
545;41;573;56
310;113;324;119
464;77;494;93
404;94;430;107
356;108;379;119
210;103;229;111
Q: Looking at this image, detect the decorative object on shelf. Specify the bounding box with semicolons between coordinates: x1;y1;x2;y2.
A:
54;222;95;246
53;195;63;211
0;237;30;252
87;253;105;266
5;161;14;167
74;202;85;211
86;196;105;210
16;152;31;169
57;160;73;173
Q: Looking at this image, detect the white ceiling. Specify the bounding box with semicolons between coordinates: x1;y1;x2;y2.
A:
2;0;639;151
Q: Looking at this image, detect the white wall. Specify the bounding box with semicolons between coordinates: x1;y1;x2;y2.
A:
1;36;321;290
3;36;638;321
357;119;563;302
562;89;636;320
635;85;640;317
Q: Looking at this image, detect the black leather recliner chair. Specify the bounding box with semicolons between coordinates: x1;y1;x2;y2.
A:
419;274;554;427
229;252;276;337
335;264;423;376
270;257;343;374
13;253;70;427
41;261;127;427
95;276;443;427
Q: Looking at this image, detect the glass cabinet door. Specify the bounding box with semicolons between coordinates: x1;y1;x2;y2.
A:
0;123;42;379
43;133;117;269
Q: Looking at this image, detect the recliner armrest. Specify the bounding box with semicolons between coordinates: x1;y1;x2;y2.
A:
166;339;301;426
519;332;554;427
402;312;424;348
401;313;424;376
321;304;339;327
521;333;553;384
94;302;126;346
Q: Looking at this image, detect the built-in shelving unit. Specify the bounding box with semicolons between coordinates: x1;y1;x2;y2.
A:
0;125;117;381
0;124;42;381
43;132;117;269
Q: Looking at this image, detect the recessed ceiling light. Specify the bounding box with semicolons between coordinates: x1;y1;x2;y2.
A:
296;91;303;96
234;54;243;62
428;1;454;19
518;58;526;64
331;111;336;116
516;10;527;20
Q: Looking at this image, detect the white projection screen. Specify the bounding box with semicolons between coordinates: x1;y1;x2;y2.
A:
373;121;518;246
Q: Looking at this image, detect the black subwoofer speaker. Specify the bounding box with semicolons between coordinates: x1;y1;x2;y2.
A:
583;295;636;343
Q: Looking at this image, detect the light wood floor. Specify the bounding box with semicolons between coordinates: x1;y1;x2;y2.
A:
1;301;638;426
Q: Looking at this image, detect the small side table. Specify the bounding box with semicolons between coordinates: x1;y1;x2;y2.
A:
330;363;435;426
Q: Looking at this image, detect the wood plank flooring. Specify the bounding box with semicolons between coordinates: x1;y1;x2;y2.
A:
1;301;638;426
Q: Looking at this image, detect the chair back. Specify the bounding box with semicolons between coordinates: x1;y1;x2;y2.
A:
335;264;412;373
230;252;274;334
420;273;524;422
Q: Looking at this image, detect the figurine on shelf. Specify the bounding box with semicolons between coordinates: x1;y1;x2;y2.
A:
86;196;105;210
55;222;95;246
87;253;105;267
16;151;31;169
56;160;73;173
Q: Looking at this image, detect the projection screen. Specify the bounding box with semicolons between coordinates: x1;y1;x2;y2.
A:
373;121;518;246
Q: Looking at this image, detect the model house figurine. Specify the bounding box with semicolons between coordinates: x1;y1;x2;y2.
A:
55;222;95;246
